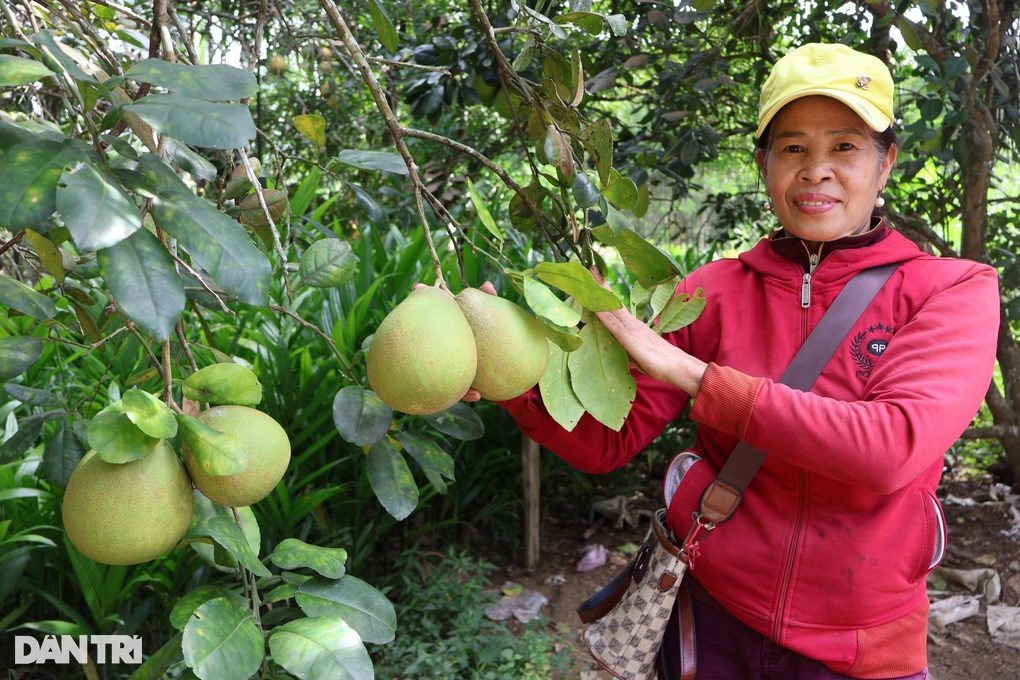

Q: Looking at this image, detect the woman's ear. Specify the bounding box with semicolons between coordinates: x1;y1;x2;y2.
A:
755;148;767;182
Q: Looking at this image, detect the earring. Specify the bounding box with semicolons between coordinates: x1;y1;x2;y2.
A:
874;195;886;208
762;198;773;212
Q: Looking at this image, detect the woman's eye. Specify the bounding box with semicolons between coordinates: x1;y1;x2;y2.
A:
835;142;856;151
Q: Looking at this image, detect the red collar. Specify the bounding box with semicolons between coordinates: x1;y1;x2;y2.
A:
768;217;889;270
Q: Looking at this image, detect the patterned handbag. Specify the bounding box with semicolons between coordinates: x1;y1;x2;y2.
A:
575;263;901;680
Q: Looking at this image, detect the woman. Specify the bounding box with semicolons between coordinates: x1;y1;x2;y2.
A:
487;43;1000;678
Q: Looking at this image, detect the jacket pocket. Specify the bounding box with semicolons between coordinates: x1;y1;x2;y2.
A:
912;489;947;582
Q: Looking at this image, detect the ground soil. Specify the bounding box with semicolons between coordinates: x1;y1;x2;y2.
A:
486;474;1020;680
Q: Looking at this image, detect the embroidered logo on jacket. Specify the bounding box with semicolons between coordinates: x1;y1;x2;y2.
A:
850;323;895;378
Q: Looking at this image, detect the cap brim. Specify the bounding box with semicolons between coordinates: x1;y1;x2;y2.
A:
755;90;892;139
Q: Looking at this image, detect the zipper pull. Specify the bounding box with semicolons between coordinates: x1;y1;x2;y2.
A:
800;252;820;309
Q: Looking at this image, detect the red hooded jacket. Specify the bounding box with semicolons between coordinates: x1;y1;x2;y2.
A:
499;222;999;678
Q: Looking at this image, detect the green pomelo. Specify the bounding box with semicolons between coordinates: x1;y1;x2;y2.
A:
455;288;550;401
183;405;291;507
62;441;194;565
367;286;477;415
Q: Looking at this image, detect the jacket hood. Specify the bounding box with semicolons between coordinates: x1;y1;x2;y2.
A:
738;218;928;284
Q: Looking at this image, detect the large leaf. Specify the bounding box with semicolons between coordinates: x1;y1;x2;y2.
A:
534;261;622;312
30;30;99;84
421;402;484;441
657;288;707;334
0;139;87;229
0;54;56;86
394;432;455;494
86;400;161;463
97;226;185;341
43;421;84;488
366;438;417;521
579;119;614;185
539;342;585;431
176;413;247;476
522;276;582;327
271;538;347;579
567;319;635;431
170;585;248;630
465;177;504;243
332;386;391;447
181;597;263;680
127;59;258;101
367;0;399;53
298;239;357;288
269;617;373;680
183;363;264;406
615;229;680;289
0;274;55;320
125;95;255;150
296;576;397;644
121;390;178;439
204;514;271;577
186;491;260;572
57;161;142;250
0;336;41;381
334;150;408;175
294;113;327;149
139;155;271;305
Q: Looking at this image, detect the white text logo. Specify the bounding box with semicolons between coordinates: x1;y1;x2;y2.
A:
15;635;142;664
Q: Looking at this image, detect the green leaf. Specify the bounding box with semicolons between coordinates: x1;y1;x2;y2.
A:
181;597;263;680
540;321;584;352
299;239;357;288
43;421;83;488
572;173;601;209
97;226;185;342
176;413;247;476
539;342;585;431
348;183;386;225
5;383;60;406
579;119;614;186
87;401;162;463
332;386;391;447
139;155;271;306
205;514;271;577
271;538;347;579
30;30;99;83
183;363;264;406
125;95;255;150
466;178;504;243
0;274;55;320
334;149;408;175
656;287;707;334
366;438;417;521
368;0;399;53
615;229;680;288
121;390;178;439
0;55;56;86
165;138;218;182
553;11;605;35
186;491;261;572
24;228;66;284
0;410;61;464
170;585;248;630
0;139;87;229
567;319;635;431
421;403;484;441
269;617;373;680
0;336;41;381
602;170;639;210
296;575;397;644
523;276;582;327
127;630;183;680
534;261;622;312
127;59;258;101
395;432;455;493
57;161;142;250
294;114;327;149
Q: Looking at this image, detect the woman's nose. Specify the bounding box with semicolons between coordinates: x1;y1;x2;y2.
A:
798;153;834;183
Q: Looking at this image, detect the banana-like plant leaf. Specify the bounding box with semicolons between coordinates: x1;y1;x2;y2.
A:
0;274;55;320
125;94;255;150
97;227;185;342
57;161;142;251
271;538;347;579
539;341;585;432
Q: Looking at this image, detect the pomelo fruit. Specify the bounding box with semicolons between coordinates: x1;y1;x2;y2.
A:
62;441;194;565
455;288;549;401
367;286;477;415
183;405;291;507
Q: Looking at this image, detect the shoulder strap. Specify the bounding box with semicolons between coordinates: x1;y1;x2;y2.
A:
697;263;900;526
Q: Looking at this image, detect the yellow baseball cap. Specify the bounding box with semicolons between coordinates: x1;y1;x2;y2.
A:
756;43;894;139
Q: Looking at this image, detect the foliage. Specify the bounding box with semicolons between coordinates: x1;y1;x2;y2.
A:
371;548;577;679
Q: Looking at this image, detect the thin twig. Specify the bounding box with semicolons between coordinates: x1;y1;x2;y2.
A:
267;304;354;381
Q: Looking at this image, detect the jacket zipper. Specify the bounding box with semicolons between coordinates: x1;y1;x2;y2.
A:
800;244;822;338
773;467;807;642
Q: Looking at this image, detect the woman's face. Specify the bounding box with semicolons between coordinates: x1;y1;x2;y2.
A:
756;96;897;247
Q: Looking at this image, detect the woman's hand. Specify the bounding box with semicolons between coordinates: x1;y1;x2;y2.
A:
591;268;707;397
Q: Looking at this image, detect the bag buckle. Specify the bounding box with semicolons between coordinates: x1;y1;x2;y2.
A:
682;512;715;571
632;540;653;584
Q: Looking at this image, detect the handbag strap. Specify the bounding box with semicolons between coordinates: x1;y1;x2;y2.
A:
695;263;900;528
